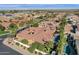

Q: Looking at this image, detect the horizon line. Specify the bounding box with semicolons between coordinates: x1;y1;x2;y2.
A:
0;4;79;9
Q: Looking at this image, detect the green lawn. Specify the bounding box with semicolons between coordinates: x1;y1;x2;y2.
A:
20;39;28;44
0;30;9;35
28;41;53;54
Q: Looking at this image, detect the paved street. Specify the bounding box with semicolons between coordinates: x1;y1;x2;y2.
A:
0;37;21;55
0;25;32;55
3;37;35;55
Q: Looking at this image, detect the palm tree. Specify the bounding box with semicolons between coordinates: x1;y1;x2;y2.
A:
57;17;67;55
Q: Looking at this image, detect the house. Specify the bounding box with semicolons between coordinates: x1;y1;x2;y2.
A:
16;26;56;44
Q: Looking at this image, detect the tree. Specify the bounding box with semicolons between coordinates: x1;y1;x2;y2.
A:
8;23;18;35
16;42;20;46
31;23;38;27
28;42;38;53
0;24;5;31
43;41;53;53
8;23;18;31
0;20;2;23
57;17;67;55
0;11;6;15
37;16;43;19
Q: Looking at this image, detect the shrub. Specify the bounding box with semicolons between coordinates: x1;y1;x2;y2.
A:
16;42;19;46
21;39;28;44
0;24;5;31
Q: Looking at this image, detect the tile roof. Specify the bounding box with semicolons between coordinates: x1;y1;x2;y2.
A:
16;27;56;43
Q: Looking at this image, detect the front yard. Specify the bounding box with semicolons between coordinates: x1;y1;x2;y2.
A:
28;41;53;54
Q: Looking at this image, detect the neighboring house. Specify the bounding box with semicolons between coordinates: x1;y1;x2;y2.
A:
66;14;79;22
64;24;72;34
39;21;56;30
56;13;65;19
73;23;79;42
1;22;11;29
77;23;79;32
0;16;9;22
75;23;79;40
0;13;33;29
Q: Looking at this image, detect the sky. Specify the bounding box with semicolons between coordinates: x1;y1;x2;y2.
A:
0;4;79;9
